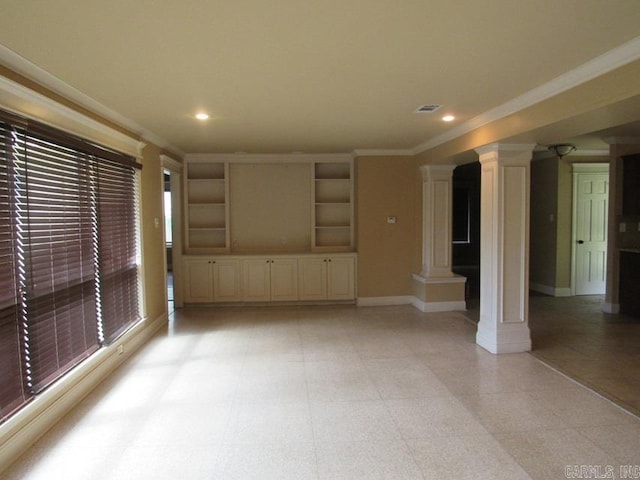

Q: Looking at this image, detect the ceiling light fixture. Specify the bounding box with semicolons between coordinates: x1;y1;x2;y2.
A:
195;112;210;121
442;115;455;122
548;144;576;159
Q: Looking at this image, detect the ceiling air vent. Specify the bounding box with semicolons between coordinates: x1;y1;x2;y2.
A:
415;104;442;113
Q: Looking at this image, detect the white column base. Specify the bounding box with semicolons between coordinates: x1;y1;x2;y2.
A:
602;302;620;314
476;318;532;354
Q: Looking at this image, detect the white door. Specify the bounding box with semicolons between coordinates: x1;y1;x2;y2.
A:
243;258;271;302
213;259;242;302
327;257;355;300
183;258;213;303
298;257;328;300
270;258;299;301
573;165;609;295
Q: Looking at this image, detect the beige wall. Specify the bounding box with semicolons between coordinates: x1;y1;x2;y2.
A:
356;156;415;297
229;163;312;253
530;157;559;288
555;159;574;289
140;143;171;321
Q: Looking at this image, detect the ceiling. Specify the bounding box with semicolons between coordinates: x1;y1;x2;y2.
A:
1;1;640;155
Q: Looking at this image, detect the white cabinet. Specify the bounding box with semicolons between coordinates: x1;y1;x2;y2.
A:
183;257;213;303
243;257;298;302
183;253;355;304
299;255;355;301
183;257;242;303
212;259;243;302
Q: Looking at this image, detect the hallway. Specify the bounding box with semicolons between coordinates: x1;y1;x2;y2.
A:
529;294;640;416
4;304;639;479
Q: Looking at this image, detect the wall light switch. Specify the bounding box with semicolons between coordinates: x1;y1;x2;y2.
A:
387;216;397;224
154;217;160;229
619;222;626;233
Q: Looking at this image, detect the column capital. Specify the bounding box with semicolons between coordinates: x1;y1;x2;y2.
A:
475;143;536;164
419;164;456;181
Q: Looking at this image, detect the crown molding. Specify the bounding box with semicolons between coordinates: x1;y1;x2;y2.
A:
0;44;184;158
602;136;640;145
0;75;146;159
413;35;640;155
352;149;414;157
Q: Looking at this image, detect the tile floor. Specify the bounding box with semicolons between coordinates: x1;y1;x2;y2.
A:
4;303;640;479
528;294;640;416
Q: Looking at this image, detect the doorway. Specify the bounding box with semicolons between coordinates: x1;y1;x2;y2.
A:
163;171;174;312
161;156;183;312
571;163;609;295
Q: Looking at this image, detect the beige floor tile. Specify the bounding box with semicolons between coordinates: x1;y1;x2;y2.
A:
459;391;568;433
494;428;622;480
315;439;423;480
305;360;380;402
108;444;220;480
310;400;402;443
529;386;637;427
363;356;451;399
407;434;532;480
576;423;640;465
214;442;318;480
224;401;313;445
386;396;488;439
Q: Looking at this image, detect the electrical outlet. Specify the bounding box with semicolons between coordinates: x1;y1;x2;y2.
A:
620;223;626;233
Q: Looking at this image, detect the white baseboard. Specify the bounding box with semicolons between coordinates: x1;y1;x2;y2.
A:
529;282;572;297
411;298;467;313
0;312;167;476
602;302;620;314
357;296;467;313
357;296;414;307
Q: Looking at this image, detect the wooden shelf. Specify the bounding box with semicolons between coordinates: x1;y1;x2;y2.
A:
185;160;228;252
312;161;353;251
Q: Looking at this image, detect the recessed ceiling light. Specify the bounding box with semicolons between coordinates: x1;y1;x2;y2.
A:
442;115;455;122
195;112;209;120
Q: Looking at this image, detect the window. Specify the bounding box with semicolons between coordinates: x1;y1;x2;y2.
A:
0;109;142;423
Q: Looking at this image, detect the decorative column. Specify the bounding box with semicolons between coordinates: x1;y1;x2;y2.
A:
412;165;466;312
475;143;534;353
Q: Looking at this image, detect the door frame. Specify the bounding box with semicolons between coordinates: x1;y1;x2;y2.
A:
161;155;184;308
571;162;609;296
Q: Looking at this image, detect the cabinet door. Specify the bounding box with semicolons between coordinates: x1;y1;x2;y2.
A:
183;259;213;303
327;257;355;300
298;257;328;300
243;258;270;302
270;258;299;301
212;259;242;302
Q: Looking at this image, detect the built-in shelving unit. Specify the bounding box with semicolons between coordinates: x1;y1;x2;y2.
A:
185;161;229;253
312;161;354;251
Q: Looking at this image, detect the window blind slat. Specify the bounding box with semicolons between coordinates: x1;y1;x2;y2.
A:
20;138;100;393
0;122;29;422
97;159;140;344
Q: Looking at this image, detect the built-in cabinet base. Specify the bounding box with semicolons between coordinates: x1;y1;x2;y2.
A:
183;253;356;304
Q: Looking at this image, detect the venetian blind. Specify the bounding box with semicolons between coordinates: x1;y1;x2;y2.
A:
0;118;28;421
97;158;140;344
0;108;141;421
